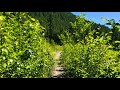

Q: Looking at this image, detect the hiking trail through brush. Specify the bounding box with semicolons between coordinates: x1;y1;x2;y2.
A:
52;50;65;78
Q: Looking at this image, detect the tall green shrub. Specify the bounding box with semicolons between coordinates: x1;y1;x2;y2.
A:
60;14;120;78
0;12;54;78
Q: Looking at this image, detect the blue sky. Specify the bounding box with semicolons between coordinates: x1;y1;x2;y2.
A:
72;12;120;28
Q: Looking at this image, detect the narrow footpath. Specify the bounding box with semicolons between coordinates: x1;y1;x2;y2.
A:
52;51;64;78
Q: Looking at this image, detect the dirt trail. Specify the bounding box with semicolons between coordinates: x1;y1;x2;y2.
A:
54;51;62;60
52;51;64;78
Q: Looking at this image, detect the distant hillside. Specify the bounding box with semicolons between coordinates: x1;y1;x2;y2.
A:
28;12;76;44
28;12;110;44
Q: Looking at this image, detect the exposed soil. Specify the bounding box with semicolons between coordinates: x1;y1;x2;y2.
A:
52;51;65;78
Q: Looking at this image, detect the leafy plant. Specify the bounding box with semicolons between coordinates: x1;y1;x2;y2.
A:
60;14;120;78
0;12;54;78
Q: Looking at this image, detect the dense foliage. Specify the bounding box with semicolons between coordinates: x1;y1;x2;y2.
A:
28;12;110;45
60;14;120;78
28;12;76;44
1;12;120;78
0;12;54;78
103;18;120;50
59;14;110;45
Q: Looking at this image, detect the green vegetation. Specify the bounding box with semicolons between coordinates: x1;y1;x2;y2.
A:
28;12;110;45
28;12;76;45
60;14;120;78
0;12;54;78
0;12;120;78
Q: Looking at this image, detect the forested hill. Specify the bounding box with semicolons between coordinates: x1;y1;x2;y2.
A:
28;12;110;44
28;12;76;44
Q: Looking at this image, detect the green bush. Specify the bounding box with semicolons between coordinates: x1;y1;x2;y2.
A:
61;40;120;78
0;12;54;78
60;14;120;78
